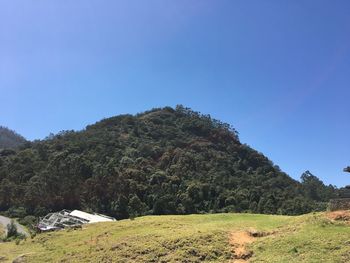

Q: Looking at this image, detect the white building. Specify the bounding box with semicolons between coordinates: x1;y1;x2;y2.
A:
38;209;116;231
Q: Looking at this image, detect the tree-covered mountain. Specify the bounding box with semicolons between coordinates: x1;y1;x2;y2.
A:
0;126;27;149
0;106;335;219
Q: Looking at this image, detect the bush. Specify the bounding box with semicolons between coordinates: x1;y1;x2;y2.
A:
18;215;37;228
7;220;18;238
5;220;26;241
5;207;27;218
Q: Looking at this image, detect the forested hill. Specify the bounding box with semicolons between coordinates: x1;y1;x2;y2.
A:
0;106;334;219
0;126;27;149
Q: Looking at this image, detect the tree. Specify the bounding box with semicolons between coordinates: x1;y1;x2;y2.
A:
300;171;334;202
0;126;27;149
0;179;15;210
110;196;129;219
128;195;146;218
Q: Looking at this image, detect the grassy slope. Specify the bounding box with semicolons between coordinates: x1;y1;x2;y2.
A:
251;213;350;263
0;213;349;263
0;224;4;239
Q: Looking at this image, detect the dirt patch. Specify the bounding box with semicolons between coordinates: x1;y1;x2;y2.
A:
326;210;350;223
229;230;255;263
228;229;273;262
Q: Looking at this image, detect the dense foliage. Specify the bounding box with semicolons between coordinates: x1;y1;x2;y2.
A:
0;126;27;149
0;106;335;219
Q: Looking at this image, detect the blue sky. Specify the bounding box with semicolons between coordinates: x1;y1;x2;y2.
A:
1;1;349;186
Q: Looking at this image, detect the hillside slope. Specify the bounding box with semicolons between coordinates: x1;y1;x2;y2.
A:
1;212;349;262
0;106;333;218
0;126;26;149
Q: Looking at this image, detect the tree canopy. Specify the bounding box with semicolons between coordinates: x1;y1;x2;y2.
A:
0;106;335;219
0;126;27;150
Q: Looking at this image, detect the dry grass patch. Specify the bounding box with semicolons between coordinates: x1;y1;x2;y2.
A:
326;210;350;224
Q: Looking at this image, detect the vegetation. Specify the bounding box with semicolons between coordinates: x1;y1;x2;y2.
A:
6;220;19;239
0;224;4;238
251;213;350;262
0;212;349;262
0;126;27;149
0;106;335;219
300;171;335;205
0;220;26;242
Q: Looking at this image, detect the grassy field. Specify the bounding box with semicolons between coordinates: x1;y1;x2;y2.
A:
0;212;349;262
0;224;4;239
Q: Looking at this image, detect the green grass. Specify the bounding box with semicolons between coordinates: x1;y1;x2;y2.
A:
0;224;4;239
251;214;350;263
0;212;349;262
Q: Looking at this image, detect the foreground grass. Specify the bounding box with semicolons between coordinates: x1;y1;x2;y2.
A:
0;212;349;262
251;213;350;263
0;224;4;239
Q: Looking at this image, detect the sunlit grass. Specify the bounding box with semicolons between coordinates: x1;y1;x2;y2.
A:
251;213;350;263
0;212;348;263
0;224;4;239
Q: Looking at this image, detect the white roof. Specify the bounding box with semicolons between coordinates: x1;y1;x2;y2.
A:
69;210;115;223
38;225;60;231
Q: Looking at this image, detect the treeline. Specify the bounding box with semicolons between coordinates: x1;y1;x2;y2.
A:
0;126;27;149
0;106;336;219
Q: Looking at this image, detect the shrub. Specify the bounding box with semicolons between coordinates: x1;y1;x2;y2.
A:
6;220;18;238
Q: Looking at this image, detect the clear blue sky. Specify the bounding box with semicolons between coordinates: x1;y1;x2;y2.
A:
1;1;349;187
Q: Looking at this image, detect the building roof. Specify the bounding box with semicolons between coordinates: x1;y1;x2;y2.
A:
69;210;115;223
37;209;116;231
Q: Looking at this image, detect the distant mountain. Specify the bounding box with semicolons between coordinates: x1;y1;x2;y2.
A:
0;126;27;149
0;106;334;218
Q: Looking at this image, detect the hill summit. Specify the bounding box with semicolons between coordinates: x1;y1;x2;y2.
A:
0;106;333;218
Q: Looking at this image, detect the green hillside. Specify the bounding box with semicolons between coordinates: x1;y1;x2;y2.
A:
0;126;27;150
0;106;334;219
1;212;349;262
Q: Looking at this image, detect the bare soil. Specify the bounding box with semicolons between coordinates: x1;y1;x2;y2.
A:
229;230;255;263
326;210;350;223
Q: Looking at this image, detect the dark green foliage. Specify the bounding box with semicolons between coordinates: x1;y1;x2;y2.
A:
128;195;147;218
6;220;18;238
0;106;334;218
338;166;350;197
0;126;27;149
300;170;335;202
5;220;25;241
18;215;37;228
5;207;27;218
